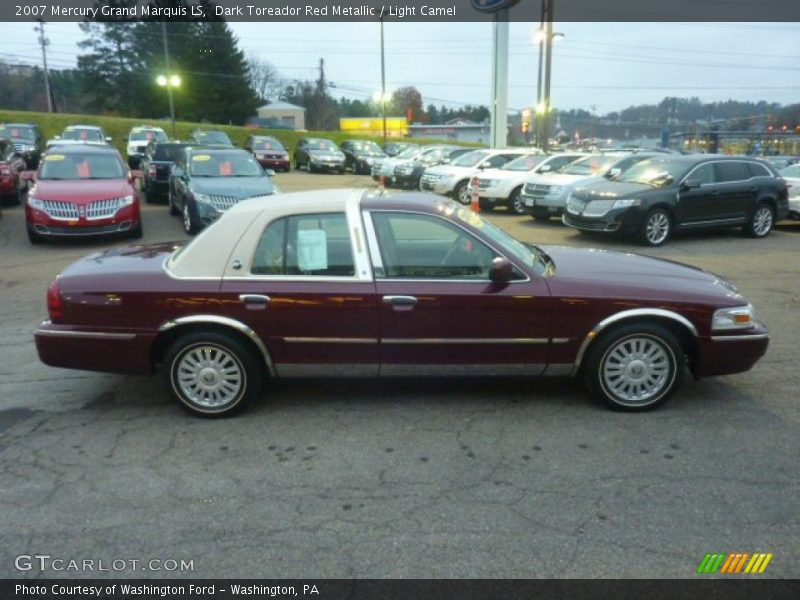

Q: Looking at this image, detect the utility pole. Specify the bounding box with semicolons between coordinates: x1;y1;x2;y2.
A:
380;18;387;147
541;0;554;152
490;10;509;148
535;0;545;147
161;22;176;138
35;19;53;113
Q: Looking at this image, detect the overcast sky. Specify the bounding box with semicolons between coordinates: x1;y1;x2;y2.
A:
1;21;798;115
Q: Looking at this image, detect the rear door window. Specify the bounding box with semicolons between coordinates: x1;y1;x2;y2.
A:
715;161;750;183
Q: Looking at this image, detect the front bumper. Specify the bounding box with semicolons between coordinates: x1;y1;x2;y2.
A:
562;206;643;236
694;321;770;378
35;321;156;375
522;191;569;214
310;158;345;171
256;157;290;170
419;177;454;194
26;203;141;237
392;171;423;189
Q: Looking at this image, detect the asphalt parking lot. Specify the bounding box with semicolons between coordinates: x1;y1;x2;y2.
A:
0;171;798;579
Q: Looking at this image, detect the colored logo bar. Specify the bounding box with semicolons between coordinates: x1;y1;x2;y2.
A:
697;553;773;574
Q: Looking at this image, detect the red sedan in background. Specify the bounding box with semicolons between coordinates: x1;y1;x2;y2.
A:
244;135;290;172
24;144;143;244
0;138;26;206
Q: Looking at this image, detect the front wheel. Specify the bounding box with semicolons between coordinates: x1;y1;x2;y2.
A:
745;203;774;238
129;221;143;239
164;331;263;417
168;188;179;216
183;202;199;235
453;180;470;204
583;323;683;411
639;208;672;246
508;187;526;215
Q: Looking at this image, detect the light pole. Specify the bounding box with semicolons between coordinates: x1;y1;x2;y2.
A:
533;13;564;152
372;90;391;144
156;74;181;138
379;18;387;147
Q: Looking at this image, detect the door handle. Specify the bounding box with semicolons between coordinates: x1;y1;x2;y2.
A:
382;295;418;306
239;294;271;305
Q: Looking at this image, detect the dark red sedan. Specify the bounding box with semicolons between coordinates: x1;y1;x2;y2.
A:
24;144;143;244
244;135;290;172
34;189;769;416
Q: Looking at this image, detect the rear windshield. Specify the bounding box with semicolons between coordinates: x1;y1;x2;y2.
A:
153;144;187;162
39;152;125;180
193;131;232;145
130;129;167;142
62;128;104;142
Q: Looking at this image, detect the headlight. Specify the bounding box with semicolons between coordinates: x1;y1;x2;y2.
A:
548;185;563;195
712;304;755;331
396;166;413;175
194;193;212;205
28;195;45;210
612;198;642;209
363;157;375;165
119;195;134;207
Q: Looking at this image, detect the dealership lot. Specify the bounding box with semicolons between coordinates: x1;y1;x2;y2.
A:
0;171;798;578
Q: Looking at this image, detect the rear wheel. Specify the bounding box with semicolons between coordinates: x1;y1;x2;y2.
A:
639;208;672;246
745;203;774;238
583;323;683;411
509;187;526;215
164;331;262;417
531;208;550;221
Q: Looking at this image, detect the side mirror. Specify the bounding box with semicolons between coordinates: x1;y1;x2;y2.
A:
606;167;622;179
264;169;276;177
20;170;36;182
538;164;552;172
489;256;514;284
681;179;701;189
105;137;112;143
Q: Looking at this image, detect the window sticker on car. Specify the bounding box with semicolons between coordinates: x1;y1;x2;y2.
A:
44;154;65;161
80;131;88;139
192;155;211;161
145;131;154;140
297;229;328;272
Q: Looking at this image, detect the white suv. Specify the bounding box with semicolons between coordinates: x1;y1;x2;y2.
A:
126;125;168;168
468;152;585;214
420;148;534;204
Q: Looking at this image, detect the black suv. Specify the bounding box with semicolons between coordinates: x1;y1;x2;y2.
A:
294;138;346;173
563;155;789;246
392;145;468;189
140;141;195;203
340;140;386;174
0;123;45;169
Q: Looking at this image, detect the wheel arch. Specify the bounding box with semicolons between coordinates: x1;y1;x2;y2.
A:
574;308;699;375
151;315;275;377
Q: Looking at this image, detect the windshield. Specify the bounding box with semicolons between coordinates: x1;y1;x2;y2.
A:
448;203;546;276
39;152;125;180
62;128;104;142
130;129;167;142
454;150;490;167
153;144;187;162
501;154;547;171
189;151;263;177
194;131;232;145
780;164;800;178
0;126;35;141
396;146;421;159
305;139;338;151
616;158;689;187
558;155;617;176
349;141;383;155
252;138;285;151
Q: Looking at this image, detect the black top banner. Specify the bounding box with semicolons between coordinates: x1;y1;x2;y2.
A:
5;0;800;22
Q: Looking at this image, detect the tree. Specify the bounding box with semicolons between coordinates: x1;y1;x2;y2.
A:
390;86;425;123
247;55;281;104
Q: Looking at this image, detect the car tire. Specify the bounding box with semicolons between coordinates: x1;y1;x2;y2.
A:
144;186;155;204
129;221;143;239
164;331;262;418
27;226;43;244
337;167;345;174
168;189;179;216
744;202;774;238
639;208;672;246
183;202;199;235
509;187;526;215
453;180;470;204
479;198;494;211
582;322;684;412
530;209;550;221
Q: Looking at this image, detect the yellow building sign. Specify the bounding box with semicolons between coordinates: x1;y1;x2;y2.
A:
340;117;408;138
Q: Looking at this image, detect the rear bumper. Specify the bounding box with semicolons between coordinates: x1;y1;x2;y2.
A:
693;322;770;378
34;321;156;375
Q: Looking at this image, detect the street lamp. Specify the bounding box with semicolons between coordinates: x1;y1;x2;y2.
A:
534;15;564;152
156;74;181;138
373;90;391;146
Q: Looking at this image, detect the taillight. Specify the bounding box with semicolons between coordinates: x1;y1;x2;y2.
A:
148;165;157;177
0;162;10;176
47;279;63;322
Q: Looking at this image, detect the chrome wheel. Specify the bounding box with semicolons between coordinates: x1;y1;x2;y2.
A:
510;189;525;215
644;210;671;245
457;182;470;204
174;344;245;409
752;206;773;237
600;335;674;407
183;203;192;234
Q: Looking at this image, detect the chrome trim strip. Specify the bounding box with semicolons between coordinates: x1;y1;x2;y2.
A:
158;315;276;377
382;337;549;345
710;333;770;342
573;308;699;373
551;337;570;344
283;337;378;344
380;363;546;376
35;329;136;341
